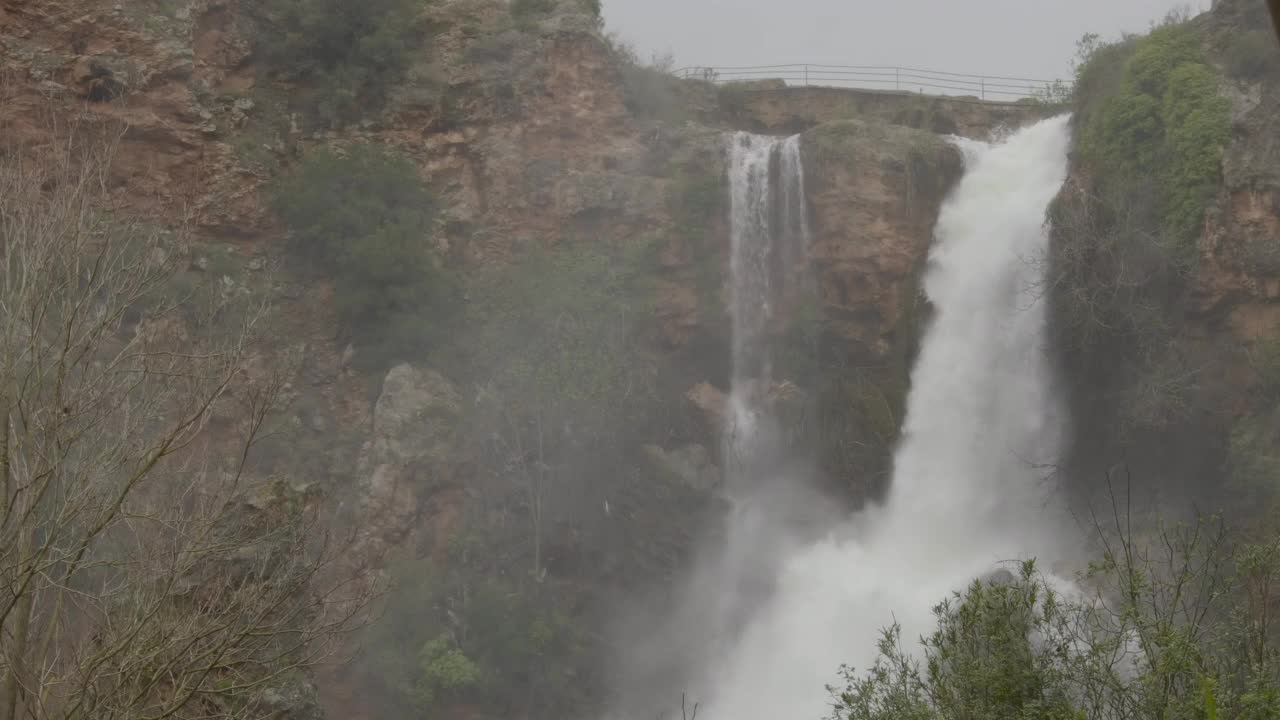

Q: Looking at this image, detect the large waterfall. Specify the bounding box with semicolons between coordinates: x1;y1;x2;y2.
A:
614;116;1073;720
700;116;1075;719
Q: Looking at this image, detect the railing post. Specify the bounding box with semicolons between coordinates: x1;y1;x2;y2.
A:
895;67;900;91
804;64;809;87
980;77;985;100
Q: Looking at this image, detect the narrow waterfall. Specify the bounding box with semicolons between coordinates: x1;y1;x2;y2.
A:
610;133;819;719
713;131;819;641
697;116;1074;719
725;131;811;495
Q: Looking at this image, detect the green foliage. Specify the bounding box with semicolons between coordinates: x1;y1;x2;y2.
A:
1228;410;1280;500
1076;22;1230;255
1224;30;1279;80
925;568;1079;720
510;0;556;21
834;627;938;720
605;34;688;123
834;563;1078;720
257;0;428;125
453;240;658;420
415;635;482;707
1161;62;1232;243
1126;24;1203;95
669;170;723;232
834;530;1280;720
1250;331;1280;399
1055;19;1231;443
668;167;726;322
1091;90;1162;175
519;0;603;22
360;562;586;719
270;144;452;369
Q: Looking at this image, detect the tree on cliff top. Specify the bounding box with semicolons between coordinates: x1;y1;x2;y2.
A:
257;0;432;124
0;126;373;720
270;144;453;370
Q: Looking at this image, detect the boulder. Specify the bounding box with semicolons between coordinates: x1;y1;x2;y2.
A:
355;364;463;552
685;382;727;436
367;364;461;470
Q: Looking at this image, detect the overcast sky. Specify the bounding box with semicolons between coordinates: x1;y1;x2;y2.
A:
602;0;1211;83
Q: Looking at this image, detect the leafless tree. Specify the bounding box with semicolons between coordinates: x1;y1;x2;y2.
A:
0;119;372;719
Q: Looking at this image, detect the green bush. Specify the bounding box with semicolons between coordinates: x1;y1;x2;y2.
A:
453;241;658;421
257;0;429;125
1072;35;1138;125
834;563;1078;720
834;544;1280;720
604;34;688;123
416;635;482;707
1225;30;1279;80
510;0;601;22
1126;23;1203;95
1076;22;1230;254
510;0;555;21
270;144;452;367
359;563;585;719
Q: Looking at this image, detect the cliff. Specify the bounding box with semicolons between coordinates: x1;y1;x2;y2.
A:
0;0;1089;717
1049;0;1280;513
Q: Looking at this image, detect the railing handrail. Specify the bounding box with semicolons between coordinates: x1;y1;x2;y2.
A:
671;63;1073;101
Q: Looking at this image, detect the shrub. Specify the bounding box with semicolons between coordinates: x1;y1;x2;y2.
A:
834;563;1078;720
359;563;585;719
416;635;482;707
1225;30;1279;80
1126;23;1203;95
1076;22;1230;254
510;0;555;21
1161;62;1232;242
511;0;601;23
606;34;689;123
270;144;452;367
1072;35;1138;127
257;0;428;125
834;534;1280;720
453;241;658;421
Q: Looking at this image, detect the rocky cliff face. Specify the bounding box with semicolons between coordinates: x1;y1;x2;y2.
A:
0;0;1060;716
1049;0;1280;511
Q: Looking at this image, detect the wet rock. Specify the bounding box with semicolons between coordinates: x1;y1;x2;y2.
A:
367;364;461;468
72;55;130;102
686;382;727;435
354;365;462;554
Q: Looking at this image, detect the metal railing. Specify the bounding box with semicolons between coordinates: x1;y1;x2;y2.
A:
674;64;1073;101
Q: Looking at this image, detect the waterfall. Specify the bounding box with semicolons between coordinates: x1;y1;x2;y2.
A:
697;116;1075;719
610;133;820;718
714;131;819;642
724;131;811;495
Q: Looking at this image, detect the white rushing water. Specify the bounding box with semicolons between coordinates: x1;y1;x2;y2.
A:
612;133;820;718
697;116;1075;719
725;131;810;494
715;131;819;648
